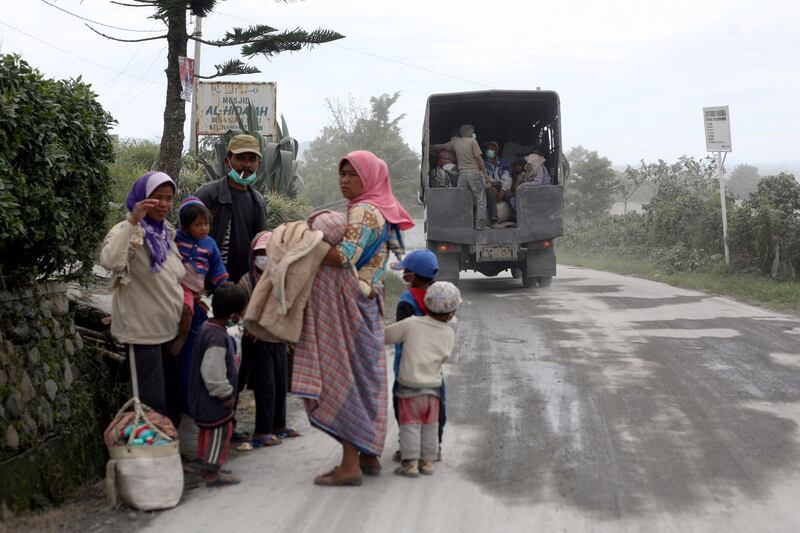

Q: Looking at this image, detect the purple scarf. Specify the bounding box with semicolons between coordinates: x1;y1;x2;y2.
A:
126;172;176;272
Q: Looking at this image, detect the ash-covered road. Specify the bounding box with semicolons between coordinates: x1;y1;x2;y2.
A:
142;266;800;532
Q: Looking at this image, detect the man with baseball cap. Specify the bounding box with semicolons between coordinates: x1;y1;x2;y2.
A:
195;134;269;284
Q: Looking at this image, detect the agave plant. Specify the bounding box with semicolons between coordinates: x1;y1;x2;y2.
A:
199;104;304;197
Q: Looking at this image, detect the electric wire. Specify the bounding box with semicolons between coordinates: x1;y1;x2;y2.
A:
94;18;161;94
213;9;492;89
38;0;163;33
111;44;167;111
0;20;165;86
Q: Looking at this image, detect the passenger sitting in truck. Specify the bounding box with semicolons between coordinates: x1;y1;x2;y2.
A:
431;149;458;188
511;153;552;213
516;153;552;187
429;125;491;229
483;141;513;226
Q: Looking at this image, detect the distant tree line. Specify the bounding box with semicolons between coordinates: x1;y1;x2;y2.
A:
562;147;800;279
299;92;421;215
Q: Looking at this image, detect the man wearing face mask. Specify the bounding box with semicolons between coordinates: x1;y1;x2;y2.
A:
483;141;513;226
195;134;269;284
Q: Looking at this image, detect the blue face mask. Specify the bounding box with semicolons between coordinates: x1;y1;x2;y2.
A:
228;168;257;186
486;150;496;159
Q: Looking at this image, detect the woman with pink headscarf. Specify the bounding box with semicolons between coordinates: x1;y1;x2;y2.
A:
294;150;414;486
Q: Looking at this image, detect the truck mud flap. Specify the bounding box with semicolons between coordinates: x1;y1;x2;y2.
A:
516;185;564;243
425;188;475;244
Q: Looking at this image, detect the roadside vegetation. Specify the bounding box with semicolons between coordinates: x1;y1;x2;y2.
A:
561;147;800;312
300;92;422;216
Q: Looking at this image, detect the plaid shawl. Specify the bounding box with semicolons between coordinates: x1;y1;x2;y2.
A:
291;265;387;456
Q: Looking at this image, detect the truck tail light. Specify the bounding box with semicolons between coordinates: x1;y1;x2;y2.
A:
543;240;551;248
435;243;459;253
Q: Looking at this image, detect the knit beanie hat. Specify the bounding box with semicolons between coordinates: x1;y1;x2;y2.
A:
178;195;206;214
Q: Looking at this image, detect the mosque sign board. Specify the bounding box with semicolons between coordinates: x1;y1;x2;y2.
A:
196;82;277;138
703;106;732;152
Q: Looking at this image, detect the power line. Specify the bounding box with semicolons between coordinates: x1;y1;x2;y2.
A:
0;20;165;86
95;19;161;94
94;43;165;92
330;43;493;89
111;45;166;110
38;0;163;33
212;9;492;89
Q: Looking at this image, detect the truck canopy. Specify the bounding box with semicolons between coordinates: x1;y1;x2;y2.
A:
421;90;563;197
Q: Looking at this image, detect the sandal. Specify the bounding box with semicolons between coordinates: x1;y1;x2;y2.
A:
313;471;363;487
232;430;251;443
251;434;282;448
206;474;240;487
275;428;301;439
359;455;381;476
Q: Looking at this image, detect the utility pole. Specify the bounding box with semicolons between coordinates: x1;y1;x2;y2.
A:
189;15;202;158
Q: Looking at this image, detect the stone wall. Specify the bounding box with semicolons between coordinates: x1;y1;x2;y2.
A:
0;282;120;512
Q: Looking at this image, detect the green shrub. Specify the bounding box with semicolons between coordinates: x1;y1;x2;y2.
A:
264;191;313;230
648;245;711;273
727;173;800;277
0;55;115;285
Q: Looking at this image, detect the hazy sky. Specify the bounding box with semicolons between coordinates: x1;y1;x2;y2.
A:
2;0;799;167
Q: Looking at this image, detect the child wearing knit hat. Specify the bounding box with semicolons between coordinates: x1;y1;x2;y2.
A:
171;196;229;356
384;281;461;477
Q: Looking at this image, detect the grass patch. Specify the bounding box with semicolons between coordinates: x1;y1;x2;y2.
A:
559;248;800;313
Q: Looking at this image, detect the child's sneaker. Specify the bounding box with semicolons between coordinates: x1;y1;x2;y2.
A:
394;460;419;478
419;460;434;475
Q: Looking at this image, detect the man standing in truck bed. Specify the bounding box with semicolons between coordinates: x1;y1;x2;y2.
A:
430;124;491;229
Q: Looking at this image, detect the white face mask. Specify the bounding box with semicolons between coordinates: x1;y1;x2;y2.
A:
254;256;268;271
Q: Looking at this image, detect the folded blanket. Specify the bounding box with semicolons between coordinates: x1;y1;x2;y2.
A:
243;221;328;343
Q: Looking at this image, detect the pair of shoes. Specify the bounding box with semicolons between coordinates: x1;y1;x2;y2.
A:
394;460;419;478
251;434;281;448
183;459;232;475
231;430;250;443
361;465;381;476
275;428;301;439
206;474;240;487
419;461;434;475
314;470;363;487
359;454;381;476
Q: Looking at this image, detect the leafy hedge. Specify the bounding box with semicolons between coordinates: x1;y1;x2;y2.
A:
0;55;115;285
561;165;800;278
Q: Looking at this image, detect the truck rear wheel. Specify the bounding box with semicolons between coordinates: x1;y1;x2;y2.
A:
522;276;537;288
537;276;552;287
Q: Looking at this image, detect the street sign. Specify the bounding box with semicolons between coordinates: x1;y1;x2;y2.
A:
703;106;732;152
196;81;277;137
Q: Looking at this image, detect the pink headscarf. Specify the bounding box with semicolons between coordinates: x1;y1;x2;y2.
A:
340;150;415;231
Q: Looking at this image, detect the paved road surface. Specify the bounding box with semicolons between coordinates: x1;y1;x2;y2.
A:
142;266;800;532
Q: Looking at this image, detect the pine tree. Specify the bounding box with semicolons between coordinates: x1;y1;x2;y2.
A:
90;1;343;181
